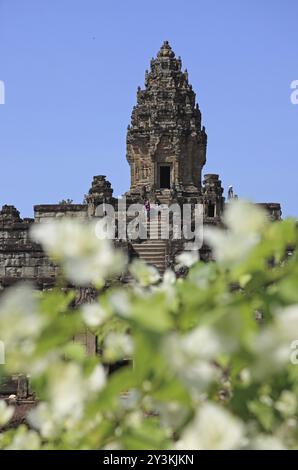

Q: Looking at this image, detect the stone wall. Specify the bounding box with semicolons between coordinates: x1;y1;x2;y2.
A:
0;205;52;289
34;204;88;222
0;204;88;290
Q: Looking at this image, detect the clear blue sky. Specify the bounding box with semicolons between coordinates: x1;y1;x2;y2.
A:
0;0;297;217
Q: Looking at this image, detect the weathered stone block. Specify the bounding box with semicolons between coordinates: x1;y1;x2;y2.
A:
5;266;22;277
22;267;36;277
37;266;55;277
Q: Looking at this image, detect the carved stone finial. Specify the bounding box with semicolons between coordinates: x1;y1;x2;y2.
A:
157;40;175;58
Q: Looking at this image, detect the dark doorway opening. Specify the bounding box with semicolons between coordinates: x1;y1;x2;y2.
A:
207;203;215;217
160;166;171;189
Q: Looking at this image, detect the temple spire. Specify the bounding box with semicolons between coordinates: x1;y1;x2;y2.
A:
126;43;207;196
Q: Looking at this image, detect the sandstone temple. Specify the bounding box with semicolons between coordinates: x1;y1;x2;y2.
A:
0;40;283;403
0;41;282;296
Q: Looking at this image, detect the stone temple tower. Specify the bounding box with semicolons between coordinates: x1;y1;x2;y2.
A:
126;41;207;200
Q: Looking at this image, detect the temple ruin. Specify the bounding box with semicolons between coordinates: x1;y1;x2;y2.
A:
0;41;282;295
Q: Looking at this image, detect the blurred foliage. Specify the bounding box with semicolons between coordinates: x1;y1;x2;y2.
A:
0;201;298;449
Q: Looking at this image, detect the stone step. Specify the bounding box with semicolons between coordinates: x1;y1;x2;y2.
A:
135;253;165;263
134;256;165;263
131;235;167;275
141;246;166;251
133;248;165;254
148;233;165;237
133;245;165;254
147;237;169;241
137;258;165;264
149;222;169;225
138;246;166;250
142;240;167;244
135;248;166;253
147;237;166;240
149;223;169;226
144;241;167;244
140;261;165;266
137;252;165;256
137;249;165;253
139;258;165;262
148;220;169;224
147;228;167;232
135;241;166;244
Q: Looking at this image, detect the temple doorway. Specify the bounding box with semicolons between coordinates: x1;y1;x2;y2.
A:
159;165;171;189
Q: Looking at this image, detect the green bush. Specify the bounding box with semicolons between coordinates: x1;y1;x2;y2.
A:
0;201;298;450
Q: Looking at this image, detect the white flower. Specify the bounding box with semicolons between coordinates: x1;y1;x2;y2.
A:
31;219;126;286
224;200;267;236
182;361;219;396
276;305;298;341
108;290;131;318
163;328;221;395
104;332;133;362
0;400;14;426
176;251;198;269
176;402;245;450
182;326;221;360
82;302;107;327
6;428;41;450
153;269;177;301
49;363;86;420
0;285;44;365
0;284;42;342
102;441;121;450
163;269;176;285
129;259;160;287
28;403;57;439
31;219;94;259
251;435;286;450
29;364;106;438
252;305;298;378
239;368;251;385
164;326;221;367
125;411;143;428
252;329;291;378
29;350;60;376
275;391;297;417
157;401;189;429
260;395;273;406
204;229;259;264
204;200;267;264
88;364;106;393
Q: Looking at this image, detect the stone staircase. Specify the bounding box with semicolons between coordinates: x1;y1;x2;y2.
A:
131;214;168;276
